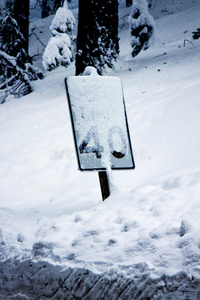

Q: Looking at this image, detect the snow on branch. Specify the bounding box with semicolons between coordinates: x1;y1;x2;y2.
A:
50;1;75;36
0;50;43;104
0;50;17;67
128;0;156;57
42;1;76;71
42;34;72;71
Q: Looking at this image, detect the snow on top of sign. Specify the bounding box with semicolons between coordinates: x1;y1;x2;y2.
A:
67;72;125;135
83;66;99;76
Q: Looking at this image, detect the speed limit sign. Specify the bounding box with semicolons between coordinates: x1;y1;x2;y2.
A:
65;68;135;172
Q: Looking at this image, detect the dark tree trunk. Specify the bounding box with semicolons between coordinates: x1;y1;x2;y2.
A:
14;0;29;54
54;0;64;12
41;0;50;18
76;0;119;75
126;0;132;7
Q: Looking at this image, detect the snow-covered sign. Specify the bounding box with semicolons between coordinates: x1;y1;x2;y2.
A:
65;67;135;171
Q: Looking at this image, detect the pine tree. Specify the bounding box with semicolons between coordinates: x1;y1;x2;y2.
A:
41;0;50;18
76;0;119;75
14;0;30;54
0;13;27;70
42;1;75;71
0;13;43;104
0;13;25;57
129;0;156;57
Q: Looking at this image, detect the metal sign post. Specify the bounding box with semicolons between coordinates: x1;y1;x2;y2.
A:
65;67;135;201
98;171;110;201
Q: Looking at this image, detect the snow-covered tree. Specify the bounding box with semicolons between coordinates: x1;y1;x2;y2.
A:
129;0;156;57
50;1;75;40
0;13;25;57
0;50;32;104
76;0;119;75
0;12;43;104
42;1;75;71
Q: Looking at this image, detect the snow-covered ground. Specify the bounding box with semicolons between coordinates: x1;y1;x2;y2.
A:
0;0;200;287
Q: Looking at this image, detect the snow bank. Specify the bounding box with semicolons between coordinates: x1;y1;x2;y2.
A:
0;1;200;298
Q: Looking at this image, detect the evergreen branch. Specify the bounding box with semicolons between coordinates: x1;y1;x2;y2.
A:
0;50;32;103
0;50;17;67
30;53;42;60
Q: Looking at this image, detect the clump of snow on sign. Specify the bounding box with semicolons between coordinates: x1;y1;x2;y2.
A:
128;0;156;57
42;1;75;71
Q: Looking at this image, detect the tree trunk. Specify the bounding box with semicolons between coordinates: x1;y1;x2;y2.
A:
41;0;50;18
53;0;64;12
14;0;29;54
126;0;132;7
76;0;119;75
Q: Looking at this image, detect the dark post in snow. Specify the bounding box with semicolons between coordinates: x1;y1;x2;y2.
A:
98;172;110;201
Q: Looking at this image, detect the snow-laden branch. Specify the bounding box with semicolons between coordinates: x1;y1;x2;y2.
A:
42;1;76;71
0;50;17;67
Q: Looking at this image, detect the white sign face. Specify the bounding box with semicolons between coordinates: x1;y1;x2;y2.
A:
65;72;135;171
